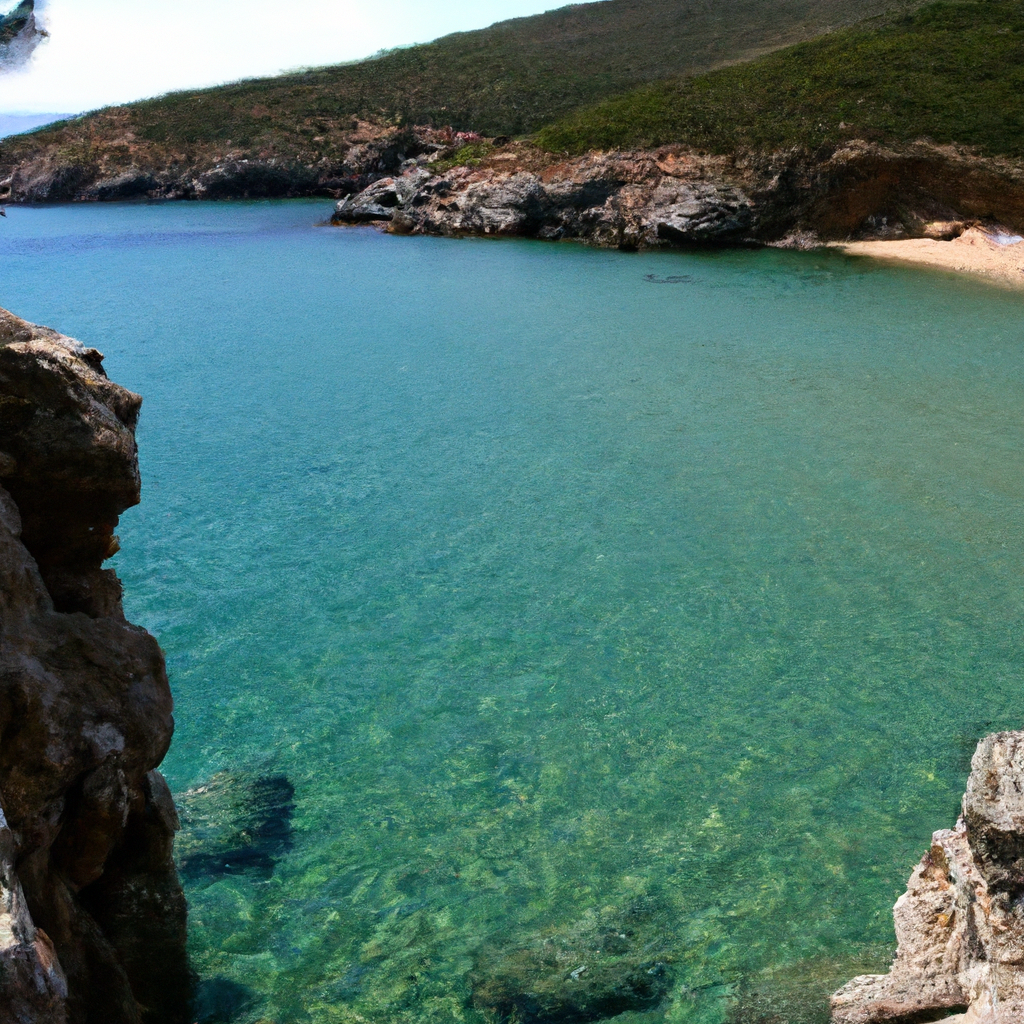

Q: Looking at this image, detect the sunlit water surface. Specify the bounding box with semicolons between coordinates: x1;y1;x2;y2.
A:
3;201;1024;1024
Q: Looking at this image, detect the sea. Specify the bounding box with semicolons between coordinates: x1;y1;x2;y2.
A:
3;199;1023;1024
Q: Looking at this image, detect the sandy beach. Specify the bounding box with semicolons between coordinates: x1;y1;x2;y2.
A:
837;228;1024;289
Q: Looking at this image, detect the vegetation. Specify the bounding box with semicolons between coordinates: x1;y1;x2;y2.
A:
536;0;1024;157
1;0;904;165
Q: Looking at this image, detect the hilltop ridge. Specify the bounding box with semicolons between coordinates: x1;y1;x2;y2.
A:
3;0;1024;264
0;0;908;201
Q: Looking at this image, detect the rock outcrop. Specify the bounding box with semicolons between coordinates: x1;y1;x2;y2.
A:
832;731;1024;1024
0;308;188;1023
332;138;1024;249
0;121;446;204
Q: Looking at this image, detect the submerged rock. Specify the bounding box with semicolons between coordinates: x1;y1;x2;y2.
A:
0;307;188;1022
831;731;1024;1024
471;908;673;1023
177;771;295;881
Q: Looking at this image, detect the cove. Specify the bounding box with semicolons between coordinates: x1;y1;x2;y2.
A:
3;199;1024;1024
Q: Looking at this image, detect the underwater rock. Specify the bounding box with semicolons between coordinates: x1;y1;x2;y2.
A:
177;771;295;881
192;977;257;1024
0;307;188;1022
471;909;672;1023
831;731;1024;1024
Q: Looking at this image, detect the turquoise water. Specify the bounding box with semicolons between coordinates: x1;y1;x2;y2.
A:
3;201;1024;1023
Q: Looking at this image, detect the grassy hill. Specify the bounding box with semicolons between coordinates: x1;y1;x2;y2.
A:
537;0;1024;157
1;0;905;164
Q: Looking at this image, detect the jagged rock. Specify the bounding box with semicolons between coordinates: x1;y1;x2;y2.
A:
0;801;67;1024
0;306;141;616
0;307;188;1023
334;168;432;222
336;149;759;248
831;731;1024;1024
8;161;96;202
649;180;754;242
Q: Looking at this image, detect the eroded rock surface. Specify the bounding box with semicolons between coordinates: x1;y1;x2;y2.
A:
832;731;1024;1024
332;138;1024;250
0;308;188;1022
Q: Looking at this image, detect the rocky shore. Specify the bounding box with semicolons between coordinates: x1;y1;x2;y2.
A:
832;731;1024;1024
0;308;188;1022
328;135;1024;252
4;117;1024;258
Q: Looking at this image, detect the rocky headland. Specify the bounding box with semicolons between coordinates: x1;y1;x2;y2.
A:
0;307;188;1022
329;134;1024;257
832;731;1024;1024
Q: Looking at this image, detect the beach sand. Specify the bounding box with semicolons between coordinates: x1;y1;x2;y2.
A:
836;228;1024;289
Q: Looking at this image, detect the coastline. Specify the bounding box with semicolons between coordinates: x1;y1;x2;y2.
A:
836;227;1024;289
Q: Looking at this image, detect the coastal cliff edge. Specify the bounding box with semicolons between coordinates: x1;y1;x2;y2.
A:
0;307;189;1023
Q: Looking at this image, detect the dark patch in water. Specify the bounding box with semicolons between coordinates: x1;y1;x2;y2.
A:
179;773;295;882
644;274;694;284
192;977;257;1023
472;904;673;1024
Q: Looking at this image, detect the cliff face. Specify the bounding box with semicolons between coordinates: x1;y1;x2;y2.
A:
832;731;1024;1024
0;308;189;1023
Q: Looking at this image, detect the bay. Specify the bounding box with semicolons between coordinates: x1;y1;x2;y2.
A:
3;199;1023;1023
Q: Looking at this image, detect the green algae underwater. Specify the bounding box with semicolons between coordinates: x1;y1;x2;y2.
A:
3;200;1024;1023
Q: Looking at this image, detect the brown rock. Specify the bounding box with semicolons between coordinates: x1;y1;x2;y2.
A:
0;308;189;1023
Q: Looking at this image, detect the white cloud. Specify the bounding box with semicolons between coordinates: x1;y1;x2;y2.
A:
0;0;571;114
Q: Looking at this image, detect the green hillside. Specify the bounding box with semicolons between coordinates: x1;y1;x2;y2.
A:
2;0;904;161
537;0;1024;157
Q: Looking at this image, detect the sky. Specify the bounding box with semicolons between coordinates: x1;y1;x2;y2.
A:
0;0;575;116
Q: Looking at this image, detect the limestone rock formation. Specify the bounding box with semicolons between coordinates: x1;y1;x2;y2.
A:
831;731;1024;1024
0;308;189;1023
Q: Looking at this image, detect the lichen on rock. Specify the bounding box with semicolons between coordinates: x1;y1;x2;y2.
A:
0;307;189;1022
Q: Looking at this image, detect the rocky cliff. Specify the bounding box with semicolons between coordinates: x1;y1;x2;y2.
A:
0;307;189;1023
332;137;1024;248
832;731;1024;1024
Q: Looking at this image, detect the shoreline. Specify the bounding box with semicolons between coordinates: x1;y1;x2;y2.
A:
835;227;1024;289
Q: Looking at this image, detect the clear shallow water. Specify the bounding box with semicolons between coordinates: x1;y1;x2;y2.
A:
3;201;1024;1023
